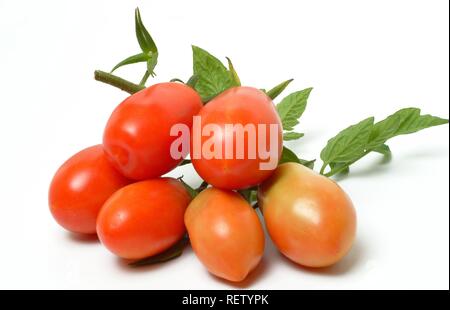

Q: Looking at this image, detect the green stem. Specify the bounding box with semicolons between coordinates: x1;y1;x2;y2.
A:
94;70;145;94
170;78;185;83
139;70;151;86
319;164;327;175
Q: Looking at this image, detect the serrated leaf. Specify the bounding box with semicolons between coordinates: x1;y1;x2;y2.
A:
192;46;236;101
321;107;448;177
110;53;148;73
135;8;157;54
276;88;313;131
226;57;241;86
283;132;304;141
368;108;449;149
397;111;448;135
266;79;294;100
129;235;188;267
320;117;375;165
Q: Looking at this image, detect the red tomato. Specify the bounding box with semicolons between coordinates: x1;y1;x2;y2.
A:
191;87;283;190
49;145;130;234
258;163;357;267
103;82;203;180
185;187;265;282
96;178;191;259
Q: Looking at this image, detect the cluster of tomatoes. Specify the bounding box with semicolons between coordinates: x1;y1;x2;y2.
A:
49;83;356;282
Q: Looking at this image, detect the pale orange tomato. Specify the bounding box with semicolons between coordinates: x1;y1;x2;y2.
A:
258;162;356;267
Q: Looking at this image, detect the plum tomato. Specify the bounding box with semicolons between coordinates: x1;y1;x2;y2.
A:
49;145;131;234
191;87;283;190
185;187;265;282
258;162;357;267
96;178;191;259
103;82;203;180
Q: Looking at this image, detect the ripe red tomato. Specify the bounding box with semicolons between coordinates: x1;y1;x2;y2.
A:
191;87;283;190
185;187;265;282
258;162;357;267
49;145;131;234
96;178;191;259
103;82;203;180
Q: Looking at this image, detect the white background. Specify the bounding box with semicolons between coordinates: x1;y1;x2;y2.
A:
0;0;448;289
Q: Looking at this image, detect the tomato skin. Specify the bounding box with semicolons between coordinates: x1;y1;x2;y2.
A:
185;188;265;282
103;82;203;180
191;87;283;190
49;145;131;234
96;178;191;259
258;163;356;267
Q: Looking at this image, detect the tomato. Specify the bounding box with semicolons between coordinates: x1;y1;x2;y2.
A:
191;87;282;190
103;82;203;180
258;162;356;267
49;145;131;234
185;187;265;282
96;178;191;259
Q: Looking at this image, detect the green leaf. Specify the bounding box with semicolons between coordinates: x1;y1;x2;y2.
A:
279;146;300;164
146;53;158;76
395;109;448;135
186;75;199;88
276;88;313;131
368;108;449;149
299;158;316;169
192;46;235;101
135;8;157;54
279;146;315;169
373;144;391;157
266;79;294;100
320;117;375;165
329;162;350;176
226;57;241;86
129;235;188;267
321;108;448;177
110;53;148;73
283;132;304;141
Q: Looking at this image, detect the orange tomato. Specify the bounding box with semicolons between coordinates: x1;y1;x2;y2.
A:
96;178;191;259
258;162;357;267
49;145;130;234
185;187;265;282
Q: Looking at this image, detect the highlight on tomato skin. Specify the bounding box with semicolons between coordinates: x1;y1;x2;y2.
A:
48;145;131;234
185;187;265;282
96;178;191;260
258;162;357;268
103;82;203;181
190;86;283;190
